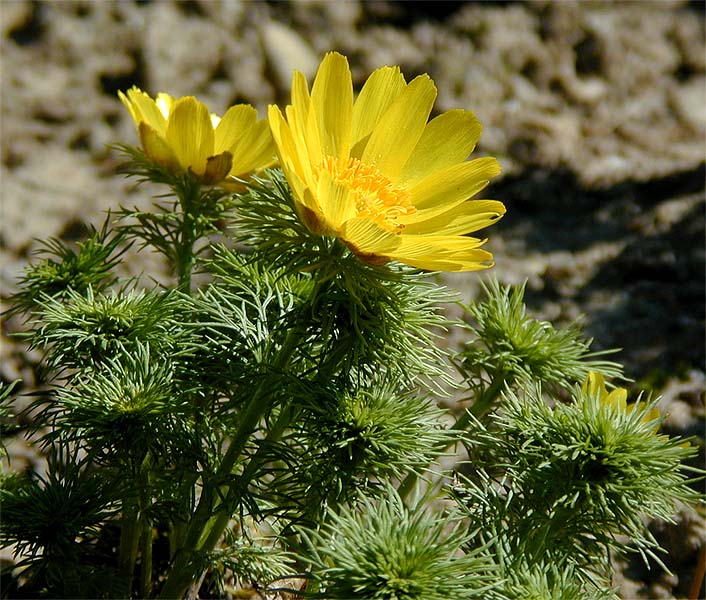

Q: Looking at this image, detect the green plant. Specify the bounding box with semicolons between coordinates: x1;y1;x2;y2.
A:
1;52;701;600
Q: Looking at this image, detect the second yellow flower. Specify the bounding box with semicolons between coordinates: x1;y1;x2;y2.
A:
119;87;275;185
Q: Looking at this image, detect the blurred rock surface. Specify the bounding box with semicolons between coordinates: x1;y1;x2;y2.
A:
1;2;704;598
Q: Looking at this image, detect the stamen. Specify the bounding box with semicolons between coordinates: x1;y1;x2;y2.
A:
316;156;416;232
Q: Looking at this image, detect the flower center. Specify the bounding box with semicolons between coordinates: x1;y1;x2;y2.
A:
318;156;415;232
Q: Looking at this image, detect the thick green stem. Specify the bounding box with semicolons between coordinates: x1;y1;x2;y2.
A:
139;458;153;600
118;499;140;597
168;520;187;561
199;404;297;553
452;373;507;429
158;333;300;599
157;395;268;599
175;179;201;294
117;454;153;598
397;372;507;501
139;517;153;599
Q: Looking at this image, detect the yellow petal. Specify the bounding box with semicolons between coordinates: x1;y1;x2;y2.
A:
351;66;406;158
299;187;329;234
339;217;402;255
387;235;494;271
361;74;437;182
405;157;501;221
399;109;483;186
269;104;313;198
214;104;258;155
214;105;276;178
397;235;488;252
118;90;139;127
228;119;277;176
606;388;628;411
291;70;323;169
291;69;311;124
285;104;316;183
315;169;358;231
122;87;168;136
644;407;661;433
645;407;661;422
155;93;175;121
269;105;326;225
166;96;214;175
311;52;353;162
582;371;606;398
138;122;180;171
402;199;506;236
627;403;661;433
283;163;317;221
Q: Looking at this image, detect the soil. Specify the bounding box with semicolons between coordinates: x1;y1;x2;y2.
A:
1;1;704;598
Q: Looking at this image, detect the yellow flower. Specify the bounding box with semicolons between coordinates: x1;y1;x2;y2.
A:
119;87;276;185
582;372;661;431
267;52;506;271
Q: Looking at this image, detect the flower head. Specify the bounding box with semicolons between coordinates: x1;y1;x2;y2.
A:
119;87;276;185
268;52;506;271
582;371;661;431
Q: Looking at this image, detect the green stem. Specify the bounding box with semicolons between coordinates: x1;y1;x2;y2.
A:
139;517;153;599
139;458;153;599
168;520;187;561
158;333;300;599
175;178;201;294
157;397;266;599
452;372;507;429
397;372;507;501
200;404;297;553
118;499;140;597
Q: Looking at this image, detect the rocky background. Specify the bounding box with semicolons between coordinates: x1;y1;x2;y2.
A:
1;1;704;598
